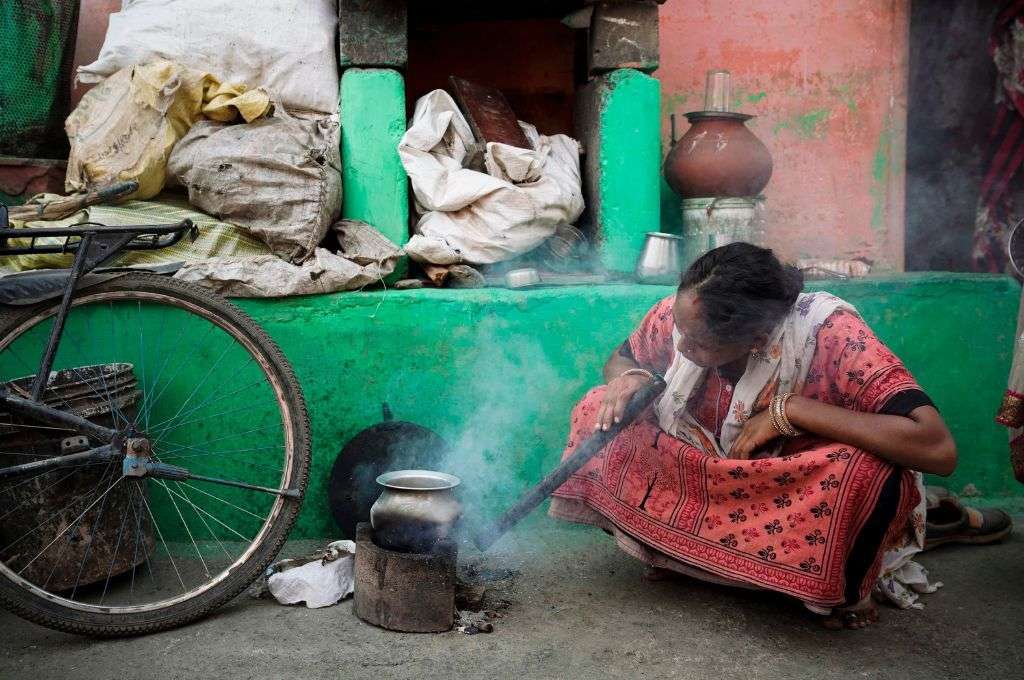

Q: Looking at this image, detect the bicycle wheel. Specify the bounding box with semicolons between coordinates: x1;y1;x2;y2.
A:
0;273;310;636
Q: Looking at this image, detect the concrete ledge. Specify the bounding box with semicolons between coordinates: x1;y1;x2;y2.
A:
235;273;1023;538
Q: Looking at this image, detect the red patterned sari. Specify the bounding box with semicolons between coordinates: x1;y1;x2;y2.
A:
550;295;923;610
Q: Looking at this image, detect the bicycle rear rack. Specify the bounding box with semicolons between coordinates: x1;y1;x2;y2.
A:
0;203;195;400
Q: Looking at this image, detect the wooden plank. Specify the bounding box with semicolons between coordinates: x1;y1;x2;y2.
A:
448;76;531;149
588;1;660;74
353;523;456;633
338;0;408;68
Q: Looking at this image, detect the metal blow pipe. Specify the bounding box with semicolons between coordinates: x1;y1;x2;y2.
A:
472;377;667;552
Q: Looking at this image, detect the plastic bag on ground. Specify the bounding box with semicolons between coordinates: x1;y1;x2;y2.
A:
77;0;339;115
173;220;402;297
168;111;342;263
398;89;584;265
65;61;271;200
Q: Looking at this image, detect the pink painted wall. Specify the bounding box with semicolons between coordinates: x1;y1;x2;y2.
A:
657;0;910;270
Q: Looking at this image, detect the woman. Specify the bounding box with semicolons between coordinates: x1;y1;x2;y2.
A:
550;243;957;629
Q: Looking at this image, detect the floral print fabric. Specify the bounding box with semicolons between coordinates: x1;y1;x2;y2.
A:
551;294;924;608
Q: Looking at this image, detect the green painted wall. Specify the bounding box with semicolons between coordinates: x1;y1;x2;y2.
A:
339;68;409;277
3;275;1015;542
222;273;1022;538
593;70;662;273
0;2;75;157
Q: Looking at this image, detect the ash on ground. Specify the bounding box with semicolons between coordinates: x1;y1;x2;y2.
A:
455;557;519;635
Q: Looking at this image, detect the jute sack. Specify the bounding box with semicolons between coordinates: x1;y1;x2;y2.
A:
64;60;270;200
168;111;342;263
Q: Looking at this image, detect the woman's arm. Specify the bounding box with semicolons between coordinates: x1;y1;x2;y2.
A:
595;296;677;431
603;350;639;383
730;397;957;475
595;350;653;431
786;397;957;475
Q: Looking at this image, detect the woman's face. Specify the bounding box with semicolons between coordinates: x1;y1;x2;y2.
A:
672;290;758;368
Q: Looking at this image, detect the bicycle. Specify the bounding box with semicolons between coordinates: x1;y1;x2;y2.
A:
0;205;311;636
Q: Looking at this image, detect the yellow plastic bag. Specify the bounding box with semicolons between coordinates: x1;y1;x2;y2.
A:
65;60;270;200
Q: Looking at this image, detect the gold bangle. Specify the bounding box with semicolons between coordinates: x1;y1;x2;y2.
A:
768;397;786;435
620;368;655;382
777;393;801;437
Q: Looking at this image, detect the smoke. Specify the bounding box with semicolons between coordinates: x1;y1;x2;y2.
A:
424;313;567;553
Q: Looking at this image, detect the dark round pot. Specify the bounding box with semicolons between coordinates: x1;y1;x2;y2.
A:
663;111;773;199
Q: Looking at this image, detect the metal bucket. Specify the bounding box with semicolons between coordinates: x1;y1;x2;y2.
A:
681;196;766;266
0;364;153;590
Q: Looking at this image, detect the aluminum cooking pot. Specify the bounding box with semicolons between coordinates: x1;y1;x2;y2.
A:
369;470;463;553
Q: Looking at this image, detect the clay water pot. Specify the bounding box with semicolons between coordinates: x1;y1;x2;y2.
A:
663;111;773;199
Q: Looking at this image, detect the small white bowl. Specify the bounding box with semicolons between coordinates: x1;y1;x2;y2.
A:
505;268;542;288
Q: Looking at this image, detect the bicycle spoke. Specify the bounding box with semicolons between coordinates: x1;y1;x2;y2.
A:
99;492;132;605
157;423;285;455
179;481;268;522
0;465;102;523
143;359;259;435
70;465;118;598
145;340;238;446
155;479;210;579
176;482;232;560
0;463;119;558
137;487;186;593
158;445;286;470
18;475;122;575
136;323;217;432
127;482;155;606
161;483;252;543
146;379;270;443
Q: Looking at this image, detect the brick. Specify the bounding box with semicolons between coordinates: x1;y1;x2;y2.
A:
588;1;660;74
338;0;408;68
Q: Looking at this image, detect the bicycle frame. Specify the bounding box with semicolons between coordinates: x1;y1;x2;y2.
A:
0;212;300;497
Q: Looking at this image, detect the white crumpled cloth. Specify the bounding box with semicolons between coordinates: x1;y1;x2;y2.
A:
267;540;356;609
399;89;584;265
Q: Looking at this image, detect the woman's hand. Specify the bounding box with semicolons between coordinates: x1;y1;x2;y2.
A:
595;373;652;431
729;409;780;459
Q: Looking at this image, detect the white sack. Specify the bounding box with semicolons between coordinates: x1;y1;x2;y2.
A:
173;220;402;298
78;0;340;114
398;90;584;265
267;541;355;609
168;111;342;264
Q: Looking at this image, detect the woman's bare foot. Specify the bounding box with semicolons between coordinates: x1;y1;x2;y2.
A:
821;595;879;630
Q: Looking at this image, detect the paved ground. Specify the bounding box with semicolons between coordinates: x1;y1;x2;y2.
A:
2;518;1022;680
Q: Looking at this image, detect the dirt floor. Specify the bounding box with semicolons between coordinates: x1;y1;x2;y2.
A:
1;518;1022;680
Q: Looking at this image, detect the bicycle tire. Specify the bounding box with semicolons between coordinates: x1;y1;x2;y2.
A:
0;272;310;636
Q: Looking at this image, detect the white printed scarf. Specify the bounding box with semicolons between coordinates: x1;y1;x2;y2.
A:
655;291;854;455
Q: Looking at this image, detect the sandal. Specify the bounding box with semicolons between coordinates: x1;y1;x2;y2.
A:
924;498;1013;550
